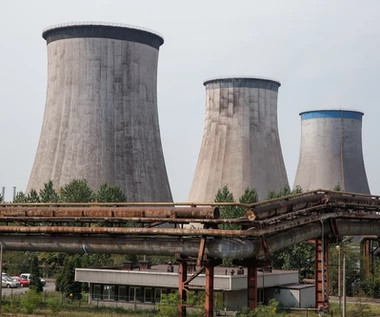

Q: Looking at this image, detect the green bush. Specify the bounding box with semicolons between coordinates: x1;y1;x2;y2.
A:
47;297;62;314
155;292;179;317
239;299;278;317
20;290;42;314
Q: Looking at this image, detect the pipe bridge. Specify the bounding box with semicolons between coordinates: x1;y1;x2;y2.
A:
1;189;380;316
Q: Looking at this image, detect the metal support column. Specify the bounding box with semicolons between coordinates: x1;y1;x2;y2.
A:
315;238;329;311
178;260;187;317
248;265;258;310
205;264;214;317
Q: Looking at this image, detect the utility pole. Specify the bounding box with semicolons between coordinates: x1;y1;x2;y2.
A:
0;244;3;314
342;252;346;317
337;245;341;312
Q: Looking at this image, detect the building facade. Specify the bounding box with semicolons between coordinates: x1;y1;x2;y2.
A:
75;264;315;312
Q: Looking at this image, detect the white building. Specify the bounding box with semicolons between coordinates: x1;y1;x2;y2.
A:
75;264;315;311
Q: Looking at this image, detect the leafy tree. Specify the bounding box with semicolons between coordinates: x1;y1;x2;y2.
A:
13;191;28;203
96;183;127;202
156;291;204;317
39;180;59;203
156;292;179;317
329;240;361;297
3;251;34;276
332;183;342;191
271;242;315;278
265;185;302;200
0;193;3;202
56;254;82;299
59;179;95;203
27;189;40;203
29;254;43;293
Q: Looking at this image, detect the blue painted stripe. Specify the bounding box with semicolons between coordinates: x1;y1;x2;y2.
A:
301;111;362;121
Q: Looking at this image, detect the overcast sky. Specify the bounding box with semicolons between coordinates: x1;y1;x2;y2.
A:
1;0;380;201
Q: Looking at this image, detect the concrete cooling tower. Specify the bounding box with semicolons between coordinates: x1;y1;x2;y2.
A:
188;77;289;202
293;110;370;194
27;22;172;202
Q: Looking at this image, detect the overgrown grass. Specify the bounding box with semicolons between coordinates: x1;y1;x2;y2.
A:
4;291;380;317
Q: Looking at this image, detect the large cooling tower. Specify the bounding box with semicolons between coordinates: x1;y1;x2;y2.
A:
188;77;289;202
293;110;370;193
27;22;172;202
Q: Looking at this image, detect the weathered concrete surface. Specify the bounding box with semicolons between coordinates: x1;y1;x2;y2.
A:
27;23;172;202
188;77;289;202
293;110;370;193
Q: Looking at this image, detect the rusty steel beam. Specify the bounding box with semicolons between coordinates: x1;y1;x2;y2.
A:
205;264;214;317
247;266;258;309
315;238;329;311
0;207;220;219
178;260;187;317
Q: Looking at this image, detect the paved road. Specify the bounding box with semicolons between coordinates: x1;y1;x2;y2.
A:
0;281;56;296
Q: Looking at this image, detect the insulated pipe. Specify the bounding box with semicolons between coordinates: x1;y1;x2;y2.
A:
0;219;378;258
0;207;220;219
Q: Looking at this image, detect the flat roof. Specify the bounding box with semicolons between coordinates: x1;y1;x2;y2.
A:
86;264;297;276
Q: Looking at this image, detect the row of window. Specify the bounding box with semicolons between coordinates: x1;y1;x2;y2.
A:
92;284;177;303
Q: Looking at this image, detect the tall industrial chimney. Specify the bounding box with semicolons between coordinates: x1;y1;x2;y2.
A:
293;110;370;193
27;22;172;202
188;77;289;202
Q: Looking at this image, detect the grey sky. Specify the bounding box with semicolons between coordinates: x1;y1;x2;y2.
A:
1;0;380;201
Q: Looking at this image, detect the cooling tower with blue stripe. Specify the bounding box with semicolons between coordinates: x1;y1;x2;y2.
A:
293;110;370;193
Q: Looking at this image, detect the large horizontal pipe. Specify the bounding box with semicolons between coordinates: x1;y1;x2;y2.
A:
0;207;219;220
0;220;377;258
0;217;239;224
0;213;377;237
247;194;327;220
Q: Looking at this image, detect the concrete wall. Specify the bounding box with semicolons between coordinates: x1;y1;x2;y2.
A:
293;110;370;193
189;77;288;202
27;23;172;202
266;285;315;308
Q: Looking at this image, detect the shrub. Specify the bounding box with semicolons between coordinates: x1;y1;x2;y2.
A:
20;290;42;314
47;297;62;314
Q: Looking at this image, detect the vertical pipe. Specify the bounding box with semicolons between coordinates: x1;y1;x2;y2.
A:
343;253;346;317
205;264;214;317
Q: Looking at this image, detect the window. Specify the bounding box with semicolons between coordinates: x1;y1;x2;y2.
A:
129;287;142;302
155;288;168;303
118;286;128;301
92;284;102;300
144;288;153;303
103;285;115;300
